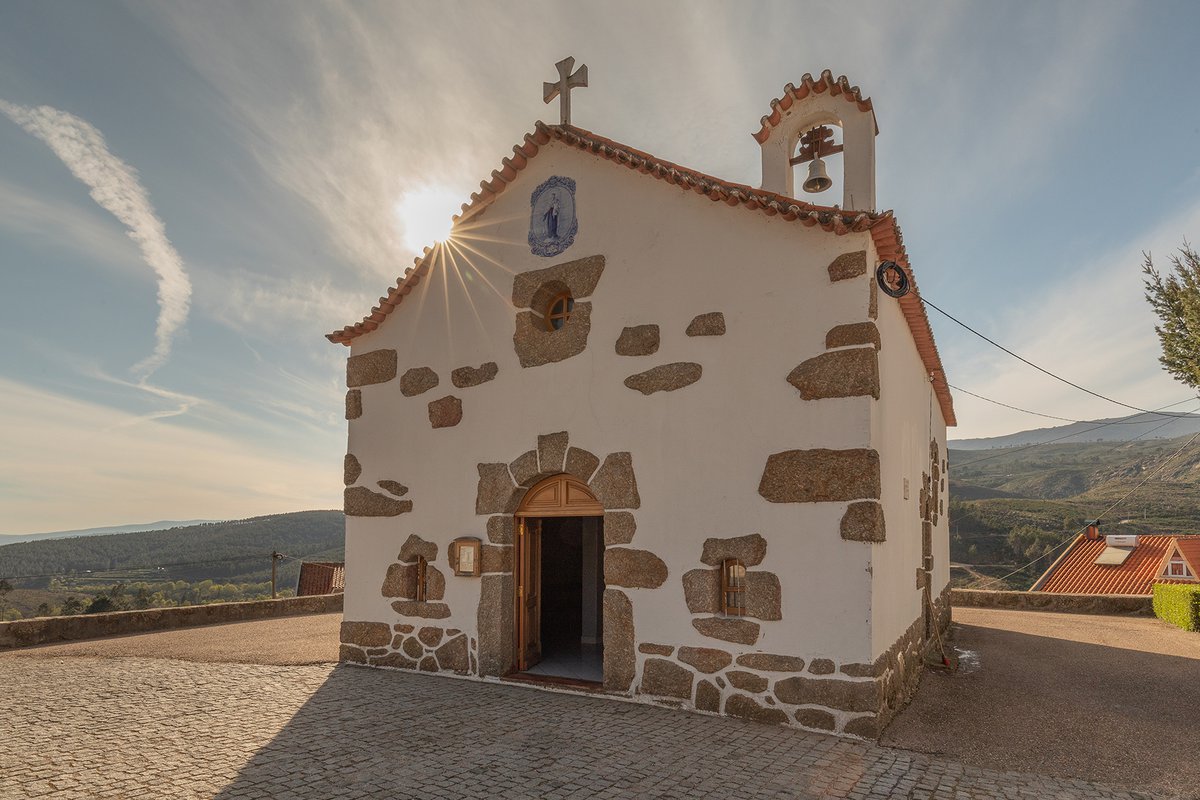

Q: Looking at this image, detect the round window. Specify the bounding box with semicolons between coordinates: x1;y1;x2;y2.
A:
545;292;575;331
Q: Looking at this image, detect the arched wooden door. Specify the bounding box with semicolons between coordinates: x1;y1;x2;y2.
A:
514;474;603;672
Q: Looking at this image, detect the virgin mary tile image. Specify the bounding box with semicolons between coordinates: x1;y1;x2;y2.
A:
528;176;578;257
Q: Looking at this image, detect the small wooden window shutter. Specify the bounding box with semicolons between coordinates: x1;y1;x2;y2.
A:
415;556;428;602
721;558;746;616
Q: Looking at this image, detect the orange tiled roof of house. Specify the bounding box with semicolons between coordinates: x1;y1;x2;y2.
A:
296;561;345;596
1032;534;1200;595
1175;538;1200;573
325;116;956;425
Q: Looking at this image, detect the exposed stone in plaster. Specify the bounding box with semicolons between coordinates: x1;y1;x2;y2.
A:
825;321;881;350
400;367;439;397
603;589;635;693
537;432;569;474
565;447;600;481
615;325;660;356
726;694;789;725
513;302;592;368
604;548;667;589
603;511;636;546
734;654;800;673
417;627;442;648
869;275;878;319
511;254;606;308
922;521;933;556
376;480;408;497
676;647;732;674
682;569;719;614
399;535;438;564
402;636;423;659
391;600;450;619
344;487;412;517
691;616;760;645
700;534;767;567
744;573;782;621
476;463;520;515
343;454;362;486
435;635;470;673
481;545;512;574
808;659;836;675
428;395;463;428
426;566;445;601
758;448;881;503
786;348;879;400
339;645;367;664
509;450;540;487
774;676;881;712
695;680;721;713
340;621;391;648
841;501;887;542
373;651;417;670
843;715;879;738
638;643;674;656
347;349;397;387
795;708;836;731
589;452;640;509
381;563;415;598
640;658;693;699
418;656;438;672
345;390;362;420
686;312;726;337
478;574;514;677
624;362;702;395
487;515;514;545
726;670;768;693
394;624;414;634
828;250;867;282
451;361;498;389
840;662;878;678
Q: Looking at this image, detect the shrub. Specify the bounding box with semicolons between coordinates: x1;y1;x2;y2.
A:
1152;582;1200;632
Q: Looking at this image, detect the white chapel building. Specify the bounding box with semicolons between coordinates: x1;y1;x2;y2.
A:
330;67;955;738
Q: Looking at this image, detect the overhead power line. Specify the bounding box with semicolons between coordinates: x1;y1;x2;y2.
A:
922;296;1197;419
949;384;1197;426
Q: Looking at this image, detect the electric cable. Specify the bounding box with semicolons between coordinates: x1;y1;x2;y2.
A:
922;295;1197;419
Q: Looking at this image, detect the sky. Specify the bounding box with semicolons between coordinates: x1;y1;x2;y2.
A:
1;0;1199;535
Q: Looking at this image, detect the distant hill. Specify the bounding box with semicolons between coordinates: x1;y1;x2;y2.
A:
0;520;222;545
948;432;1200;590
0;511;344;587
950;412;1200;451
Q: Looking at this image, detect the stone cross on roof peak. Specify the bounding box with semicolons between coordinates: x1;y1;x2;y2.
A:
543;56;588;126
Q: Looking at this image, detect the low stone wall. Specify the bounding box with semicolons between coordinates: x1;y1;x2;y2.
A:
0;594;344;650
951;588;1152;616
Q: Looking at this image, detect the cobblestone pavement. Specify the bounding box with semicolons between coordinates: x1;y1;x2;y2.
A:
0;657;1161;800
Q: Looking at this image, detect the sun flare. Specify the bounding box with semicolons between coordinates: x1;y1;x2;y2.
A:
394;185;460;253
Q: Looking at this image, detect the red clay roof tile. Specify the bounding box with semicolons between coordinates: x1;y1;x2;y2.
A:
1034;534;1200;595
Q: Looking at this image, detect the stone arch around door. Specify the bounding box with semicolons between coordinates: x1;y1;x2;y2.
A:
473;432;667;693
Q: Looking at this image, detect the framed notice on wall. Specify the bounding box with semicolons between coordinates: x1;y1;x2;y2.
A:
451;537;481;577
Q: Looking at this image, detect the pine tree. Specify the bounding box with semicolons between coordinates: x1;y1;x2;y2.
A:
1143;244;1200;388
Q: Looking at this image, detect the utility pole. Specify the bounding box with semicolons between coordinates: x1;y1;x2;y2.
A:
271;551;279;599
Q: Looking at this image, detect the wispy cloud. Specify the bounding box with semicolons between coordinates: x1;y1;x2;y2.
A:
0;100;192;379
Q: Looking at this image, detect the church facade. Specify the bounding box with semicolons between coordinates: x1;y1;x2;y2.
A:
331;70;955;739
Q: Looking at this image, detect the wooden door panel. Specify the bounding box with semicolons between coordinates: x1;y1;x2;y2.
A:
516;518;542;671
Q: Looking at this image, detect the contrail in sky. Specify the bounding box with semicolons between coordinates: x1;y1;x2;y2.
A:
0;100;191;379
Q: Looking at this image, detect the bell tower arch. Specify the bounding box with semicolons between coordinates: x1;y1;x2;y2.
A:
753;70;879;211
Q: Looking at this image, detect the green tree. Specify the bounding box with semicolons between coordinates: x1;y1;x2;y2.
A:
1143;244;1200;388
35;602;52;617
60;596;85;615
85;594;115;614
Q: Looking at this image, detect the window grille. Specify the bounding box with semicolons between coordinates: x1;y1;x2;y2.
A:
415;556;428;602
721;558;746;616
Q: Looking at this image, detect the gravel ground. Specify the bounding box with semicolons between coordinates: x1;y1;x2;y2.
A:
883;607;1200;798
0;612;341;665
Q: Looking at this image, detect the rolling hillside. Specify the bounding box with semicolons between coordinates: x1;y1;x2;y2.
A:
949;431;1200;589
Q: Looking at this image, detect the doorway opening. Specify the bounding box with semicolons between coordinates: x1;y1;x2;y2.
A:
513;474;605;687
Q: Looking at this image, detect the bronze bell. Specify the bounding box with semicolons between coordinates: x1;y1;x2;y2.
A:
803;156;832;193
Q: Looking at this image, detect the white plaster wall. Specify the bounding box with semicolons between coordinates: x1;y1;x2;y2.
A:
868;260;951;659
343;140;896;666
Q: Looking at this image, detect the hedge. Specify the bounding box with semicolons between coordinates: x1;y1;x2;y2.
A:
1152;582;1200;632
